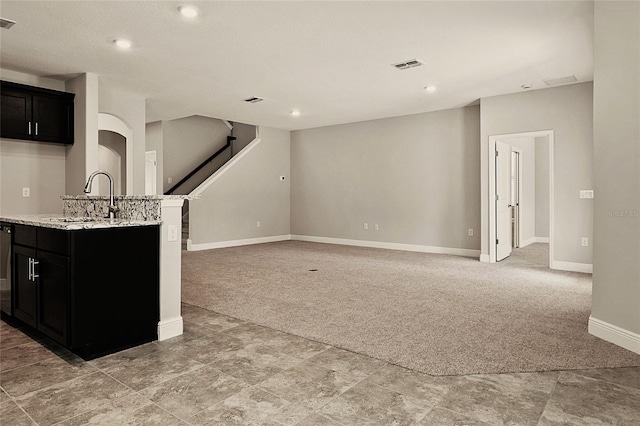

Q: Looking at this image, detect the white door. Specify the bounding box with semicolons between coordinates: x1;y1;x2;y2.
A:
496;141;512;261
145;151;157;195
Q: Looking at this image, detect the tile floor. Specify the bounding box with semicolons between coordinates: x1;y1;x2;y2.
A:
1;303;640;425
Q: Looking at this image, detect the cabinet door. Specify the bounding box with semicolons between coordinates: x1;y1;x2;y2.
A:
13;245;37;328
0;89;32;140
33;95;74;144
36;251;69;345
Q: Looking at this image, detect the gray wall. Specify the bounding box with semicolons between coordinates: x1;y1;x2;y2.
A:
190;126;290;245
0;140;66;215
591;1;640;336
480;82;594;265
291;106;481;251
162;116;231;194
232;122;257;155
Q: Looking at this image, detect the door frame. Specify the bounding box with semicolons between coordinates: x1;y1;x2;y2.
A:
510;147;522;249
486;130;555;267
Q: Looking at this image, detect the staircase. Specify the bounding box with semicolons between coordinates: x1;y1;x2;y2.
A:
166;136;238;252
182;212;189;251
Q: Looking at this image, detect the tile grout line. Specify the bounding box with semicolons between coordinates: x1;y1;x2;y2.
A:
534;374;560;426
1;384;42;426
567;369;640;394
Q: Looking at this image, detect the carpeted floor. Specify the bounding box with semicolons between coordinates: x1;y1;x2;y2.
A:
181;241;640;376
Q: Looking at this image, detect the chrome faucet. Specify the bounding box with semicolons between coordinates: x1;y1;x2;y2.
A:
84;170;119;219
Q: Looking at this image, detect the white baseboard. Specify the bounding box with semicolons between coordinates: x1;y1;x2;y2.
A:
589;316;640;355
551;260;593;274
188;234;291;251
157;316;183;341
520;237;549;247
291;235;480;258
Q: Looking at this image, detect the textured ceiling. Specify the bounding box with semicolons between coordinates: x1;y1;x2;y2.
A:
0;1;594;130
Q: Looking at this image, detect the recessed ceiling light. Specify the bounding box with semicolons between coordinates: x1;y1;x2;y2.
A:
425;86;437;93
114;39;132;49
290;110;301;117
179;6;199;18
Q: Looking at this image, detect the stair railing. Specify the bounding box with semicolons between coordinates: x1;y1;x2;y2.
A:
165;136;236;195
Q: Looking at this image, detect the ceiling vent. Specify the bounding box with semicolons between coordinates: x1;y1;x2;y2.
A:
392;59;423;70
543;75;577;87
0;17;16;29
244;96;264;104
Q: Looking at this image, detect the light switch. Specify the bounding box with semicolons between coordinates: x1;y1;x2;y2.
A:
580;190;594;199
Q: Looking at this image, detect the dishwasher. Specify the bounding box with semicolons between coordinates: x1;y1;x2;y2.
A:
0;223;12;317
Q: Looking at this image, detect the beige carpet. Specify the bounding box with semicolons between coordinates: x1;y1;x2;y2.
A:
181;241;640;376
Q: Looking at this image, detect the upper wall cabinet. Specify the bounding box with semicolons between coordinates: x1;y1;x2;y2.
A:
1;81;75;145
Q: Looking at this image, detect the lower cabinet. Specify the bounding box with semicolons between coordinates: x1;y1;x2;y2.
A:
13;245;39;328
12;224;159;360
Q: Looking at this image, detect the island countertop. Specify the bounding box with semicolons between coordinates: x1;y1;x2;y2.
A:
0;214;161;230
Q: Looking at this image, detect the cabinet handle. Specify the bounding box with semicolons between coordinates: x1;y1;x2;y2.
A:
35;122;38;136
32;260;40;279
28;122;32;135
27;258;39;281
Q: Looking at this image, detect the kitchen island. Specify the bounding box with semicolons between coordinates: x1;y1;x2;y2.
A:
1;194;193;359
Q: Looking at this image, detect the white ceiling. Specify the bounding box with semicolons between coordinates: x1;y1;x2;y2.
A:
0;1;594;130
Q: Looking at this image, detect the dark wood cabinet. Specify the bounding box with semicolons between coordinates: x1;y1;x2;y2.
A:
13;245;38;328
37;250;70;344
13;226;70;345
11;224;159;359
1;81;74;144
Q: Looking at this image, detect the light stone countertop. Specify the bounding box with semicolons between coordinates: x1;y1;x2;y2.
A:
61;195;199;200
0;214;161;230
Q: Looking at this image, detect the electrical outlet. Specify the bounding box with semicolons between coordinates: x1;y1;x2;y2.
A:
580;190;594;199
581;237;589;247
257;221;261;228
22;187;30;197
468;228;474;237
374;224;379;231
168;225;178;242
363;223;368;230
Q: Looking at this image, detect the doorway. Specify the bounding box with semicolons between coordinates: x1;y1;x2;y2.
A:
97;113;133;195
98;131;126;195
487;130;554;266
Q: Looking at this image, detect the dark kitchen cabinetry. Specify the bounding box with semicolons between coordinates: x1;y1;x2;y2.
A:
1;80;75;144
12;224;159;360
